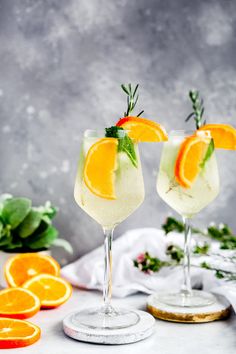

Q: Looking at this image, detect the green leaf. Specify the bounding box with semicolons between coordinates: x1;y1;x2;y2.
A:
0;194;12;213
52;238;73;254
0;220;3;236
2;198;31;229
200;139;215;169
162;217;185;234
0;235;13;247
33;201;57;220
193;243;210;254
166;244;184;263
17;210;42;238
118;135;137;167
26;226;58;250
3;238;23;250
105;126;138;167
121;84;129;95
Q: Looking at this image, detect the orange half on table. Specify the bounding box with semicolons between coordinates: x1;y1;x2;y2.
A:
116;116;168;142
23;274;72;308
175;135;210;188
83;137;118;200
0;288;40;319
200;124;236;150
5;253;60;287
0;318;41;349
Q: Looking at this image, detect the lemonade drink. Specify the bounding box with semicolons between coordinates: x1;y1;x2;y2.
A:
157;131;220;218
74;130;145;229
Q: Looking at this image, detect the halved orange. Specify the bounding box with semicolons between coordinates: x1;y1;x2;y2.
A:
116;116;168;142
5;253;60;287
0;318;41;349
83;138;118;199
23;274;72;308
175;135;210;188
0;288;40;319
200;124;236;149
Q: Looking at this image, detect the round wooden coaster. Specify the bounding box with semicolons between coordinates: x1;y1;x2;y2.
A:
63;310;155;345
147;294;231;323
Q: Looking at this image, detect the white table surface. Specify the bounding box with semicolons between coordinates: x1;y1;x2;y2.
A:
3;288;235;354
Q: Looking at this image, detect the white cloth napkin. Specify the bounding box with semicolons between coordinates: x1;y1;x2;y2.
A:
61;228;236;311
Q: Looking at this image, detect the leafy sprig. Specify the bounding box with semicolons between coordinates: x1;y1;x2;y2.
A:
185;90;206;129
0;195;72;253
105;126;137;167
201;262;236;281
134;243;236;281
134;252;171;274
121;84;144;117
162;217;236;250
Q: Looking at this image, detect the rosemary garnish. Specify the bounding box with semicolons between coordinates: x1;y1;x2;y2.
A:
121;84;144;117
185;90;206;129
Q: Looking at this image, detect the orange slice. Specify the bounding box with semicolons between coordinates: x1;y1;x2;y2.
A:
0;318;41;349
83;138;118;199
175;135;210;188
199;124;236;149
116;116;168;142
5;253;60;287
0;288;40;319
23;274;72;308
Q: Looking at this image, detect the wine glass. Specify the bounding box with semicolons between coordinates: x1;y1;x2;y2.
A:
156;130;220;307
73;129;145;329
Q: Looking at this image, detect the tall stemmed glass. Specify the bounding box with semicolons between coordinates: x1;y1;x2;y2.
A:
156;130;220;307
73;129;145;329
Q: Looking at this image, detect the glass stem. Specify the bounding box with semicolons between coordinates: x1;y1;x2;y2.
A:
181;217;192;295
103;227;114;313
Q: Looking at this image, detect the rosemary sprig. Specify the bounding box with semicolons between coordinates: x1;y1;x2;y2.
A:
121;84;144;117
201;262;236;281
162;217;236;250
134;245;236;281
185;90;206;129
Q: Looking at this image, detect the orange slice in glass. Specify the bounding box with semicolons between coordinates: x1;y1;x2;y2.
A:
199;124;236;149
116;116;168;142
83;138;118;199
5;253;60;287
175;135;210;188
0;318;41;349
0;288;40;319
23;274;72;308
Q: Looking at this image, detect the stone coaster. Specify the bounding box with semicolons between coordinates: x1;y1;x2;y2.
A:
63;310;155;345
147;294;231;323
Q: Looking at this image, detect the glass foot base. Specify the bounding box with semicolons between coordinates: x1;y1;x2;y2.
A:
155;290;216;308
71;306;140;330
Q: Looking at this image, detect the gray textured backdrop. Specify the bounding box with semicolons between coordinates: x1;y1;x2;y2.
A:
0;0;235;262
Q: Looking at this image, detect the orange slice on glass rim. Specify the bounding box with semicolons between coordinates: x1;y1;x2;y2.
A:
83;138;118;200
116;116;168;142
174;134;210;189
23;274;72;309
5;253;60;287
0;318;41;349
199;124;236;150
0;288;40;319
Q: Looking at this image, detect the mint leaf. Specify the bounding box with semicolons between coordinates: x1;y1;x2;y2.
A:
118;135;137;167
200;138;214;169
105;126;124;138
105;126;138;167
17;210;42;238
2;198;31;229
